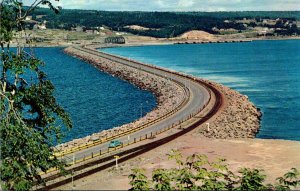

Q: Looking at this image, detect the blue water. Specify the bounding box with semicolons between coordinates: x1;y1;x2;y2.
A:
33;48;156;143
102;40;300;141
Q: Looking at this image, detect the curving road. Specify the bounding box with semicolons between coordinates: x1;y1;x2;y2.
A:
61;46;212;163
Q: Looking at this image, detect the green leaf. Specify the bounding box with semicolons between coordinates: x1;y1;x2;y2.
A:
1;1;72;190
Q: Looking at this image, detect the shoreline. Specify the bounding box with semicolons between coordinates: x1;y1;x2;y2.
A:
11;34;300;48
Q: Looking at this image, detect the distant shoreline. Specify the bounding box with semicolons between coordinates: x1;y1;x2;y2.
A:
10;32;300;48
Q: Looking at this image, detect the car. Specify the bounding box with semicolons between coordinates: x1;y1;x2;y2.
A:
108;140;122;148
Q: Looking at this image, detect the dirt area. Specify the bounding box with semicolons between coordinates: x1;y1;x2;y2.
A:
124;25;158;31
58;134;300;190
175;30;217;41
124;35;165;44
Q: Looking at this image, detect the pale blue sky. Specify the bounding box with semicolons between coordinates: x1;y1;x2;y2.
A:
26;0;300;11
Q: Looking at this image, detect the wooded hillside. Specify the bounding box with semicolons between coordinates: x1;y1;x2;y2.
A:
29;8;300;38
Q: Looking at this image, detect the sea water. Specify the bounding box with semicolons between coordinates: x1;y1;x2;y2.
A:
102;40;300;141
33;47;156;143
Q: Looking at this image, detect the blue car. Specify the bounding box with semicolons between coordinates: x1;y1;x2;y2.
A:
108;140;122;148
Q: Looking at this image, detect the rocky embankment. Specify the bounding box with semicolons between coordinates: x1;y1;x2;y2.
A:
57;47;186;150
199;80;262;138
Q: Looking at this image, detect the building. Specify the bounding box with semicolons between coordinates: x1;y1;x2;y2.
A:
104;36;125;44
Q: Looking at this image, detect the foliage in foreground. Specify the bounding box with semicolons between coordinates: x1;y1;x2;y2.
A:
0;0;72;190
129;150;300;191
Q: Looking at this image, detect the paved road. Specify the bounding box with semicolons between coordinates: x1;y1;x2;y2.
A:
63;46;211;163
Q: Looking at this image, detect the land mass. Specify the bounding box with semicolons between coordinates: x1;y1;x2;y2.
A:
15;10;300;46
26;9;300;38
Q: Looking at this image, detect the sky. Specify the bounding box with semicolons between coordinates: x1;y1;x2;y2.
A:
25;0;300;11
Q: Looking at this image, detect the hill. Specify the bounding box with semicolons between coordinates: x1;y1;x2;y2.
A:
28;8;300;38
177;30;216;41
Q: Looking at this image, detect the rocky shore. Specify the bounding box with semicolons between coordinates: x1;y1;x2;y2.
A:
198;80;262;138
57;47;186;150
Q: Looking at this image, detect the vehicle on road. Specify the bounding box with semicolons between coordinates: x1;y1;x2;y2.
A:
108;140;123;148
